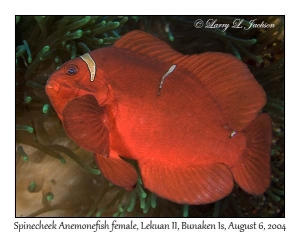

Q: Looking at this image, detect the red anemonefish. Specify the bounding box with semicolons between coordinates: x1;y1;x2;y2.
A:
45;30;272;205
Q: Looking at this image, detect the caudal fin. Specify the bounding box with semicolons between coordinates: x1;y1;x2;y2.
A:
231;113;272;195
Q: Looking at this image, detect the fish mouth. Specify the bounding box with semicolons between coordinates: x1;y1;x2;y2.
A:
46;80;60;92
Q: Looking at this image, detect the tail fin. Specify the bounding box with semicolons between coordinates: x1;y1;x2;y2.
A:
231;113;272;195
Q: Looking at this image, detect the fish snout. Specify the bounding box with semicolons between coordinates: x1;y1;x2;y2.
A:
46;80;60;92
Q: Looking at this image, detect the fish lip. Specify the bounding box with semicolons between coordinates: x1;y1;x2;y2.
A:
46;80;60;92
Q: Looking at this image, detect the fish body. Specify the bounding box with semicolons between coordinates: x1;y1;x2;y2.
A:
46;30;272;205
99;47;243;165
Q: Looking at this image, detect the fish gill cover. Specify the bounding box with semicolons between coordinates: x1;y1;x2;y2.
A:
15;16;284;217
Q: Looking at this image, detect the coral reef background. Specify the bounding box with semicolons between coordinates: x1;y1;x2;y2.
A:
16;16;284;217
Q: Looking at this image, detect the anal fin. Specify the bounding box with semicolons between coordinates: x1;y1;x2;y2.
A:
139;159;234;205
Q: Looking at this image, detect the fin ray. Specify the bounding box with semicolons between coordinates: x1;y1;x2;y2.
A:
231;113;272;194
95;153;137;191
114;30;266;130
139;159;234;205
62;94;110;156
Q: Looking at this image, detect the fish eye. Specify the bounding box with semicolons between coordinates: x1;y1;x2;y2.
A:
66;65;78;75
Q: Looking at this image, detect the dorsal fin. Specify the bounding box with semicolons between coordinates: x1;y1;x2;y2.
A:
176;52;266;131
113;30;183;63
114;30;266;131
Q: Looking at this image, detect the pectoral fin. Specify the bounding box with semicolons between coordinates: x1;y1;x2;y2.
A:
62;94;137;190
62;94;109;156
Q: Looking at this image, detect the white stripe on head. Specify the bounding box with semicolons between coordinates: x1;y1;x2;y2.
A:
80;53;96;82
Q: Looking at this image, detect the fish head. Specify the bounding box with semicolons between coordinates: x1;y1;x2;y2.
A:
45;53;109;120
